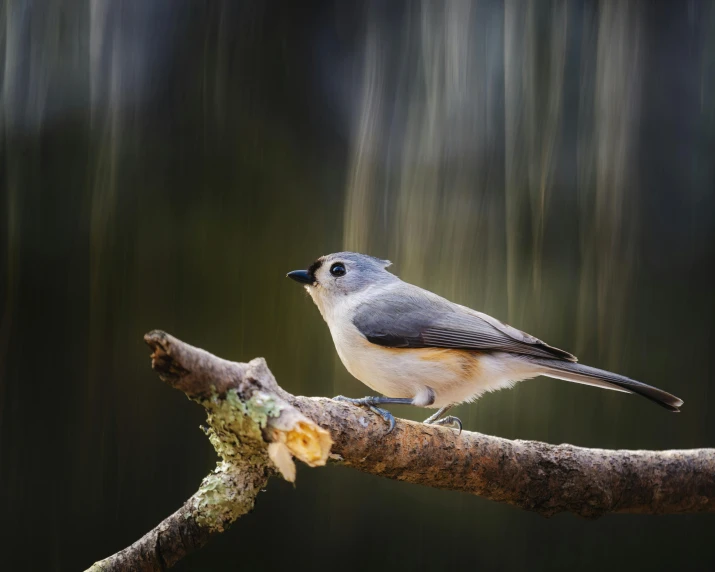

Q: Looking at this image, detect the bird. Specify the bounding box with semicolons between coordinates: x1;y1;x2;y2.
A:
287;251;683;433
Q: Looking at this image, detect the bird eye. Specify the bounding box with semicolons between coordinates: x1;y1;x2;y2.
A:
330;262;346;277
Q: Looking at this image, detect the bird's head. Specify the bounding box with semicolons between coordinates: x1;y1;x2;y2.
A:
287;251;395;313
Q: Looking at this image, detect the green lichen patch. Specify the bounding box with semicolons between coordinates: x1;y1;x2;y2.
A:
188;461;266;532
185;388;285;532
200;388;274;465
186;386;326;531
245;391;285;428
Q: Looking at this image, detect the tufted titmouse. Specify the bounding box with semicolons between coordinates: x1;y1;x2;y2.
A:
287;252;683;432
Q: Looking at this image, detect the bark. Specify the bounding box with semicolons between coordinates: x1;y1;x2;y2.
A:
87;331;715;571
296;395;714;517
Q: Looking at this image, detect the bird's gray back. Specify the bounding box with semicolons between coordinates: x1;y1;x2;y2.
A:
352;281;576;362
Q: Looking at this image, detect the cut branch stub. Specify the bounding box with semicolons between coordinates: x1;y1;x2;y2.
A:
144;330;333;481
88;333;334;572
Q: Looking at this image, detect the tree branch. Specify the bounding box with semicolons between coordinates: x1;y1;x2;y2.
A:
87;331;715;571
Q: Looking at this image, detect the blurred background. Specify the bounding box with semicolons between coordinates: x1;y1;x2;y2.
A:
1;0;714;570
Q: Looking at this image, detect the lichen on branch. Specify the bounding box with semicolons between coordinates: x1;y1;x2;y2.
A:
86;332;332;572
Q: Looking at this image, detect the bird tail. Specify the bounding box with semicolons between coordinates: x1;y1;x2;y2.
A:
528;357;683;412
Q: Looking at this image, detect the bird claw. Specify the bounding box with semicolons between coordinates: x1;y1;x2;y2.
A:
426;415;462;435
333;395;396;433
367;405;396;433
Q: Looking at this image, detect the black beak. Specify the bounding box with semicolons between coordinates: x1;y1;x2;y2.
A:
286;269;314;285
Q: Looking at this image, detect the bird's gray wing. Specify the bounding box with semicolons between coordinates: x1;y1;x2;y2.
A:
352;283;576;362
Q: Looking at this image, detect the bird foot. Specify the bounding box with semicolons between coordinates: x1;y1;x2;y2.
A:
425;415;462;435
333;395;396;433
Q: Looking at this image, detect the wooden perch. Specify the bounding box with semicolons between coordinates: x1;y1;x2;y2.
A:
87;331;715;571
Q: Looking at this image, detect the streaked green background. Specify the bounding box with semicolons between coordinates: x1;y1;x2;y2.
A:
1;1;714;570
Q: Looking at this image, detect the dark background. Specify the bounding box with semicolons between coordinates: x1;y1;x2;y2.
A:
1;1;714;570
